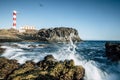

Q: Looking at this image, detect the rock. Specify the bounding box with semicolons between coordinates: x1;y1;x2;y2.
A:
0;29;36;42
105;42;120;61
0;57;19;79
4;55;85;80
28;44;36;48
0;35;22;42
7;61;36;80
74;66;85;80
28;44;47;48
37;27;81;42
38;44;47;48
44;55;56;61
0;27;81;42
11;44;19;47
0;47;6;54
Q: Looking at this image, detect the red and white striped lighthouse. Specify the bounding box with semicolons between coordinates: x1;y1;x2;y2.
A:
13;10;17;29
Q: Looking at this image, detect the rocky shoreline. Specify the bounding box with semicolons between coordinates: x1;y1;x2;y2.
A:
0;27;81;42
105;42;120;61
37;27;81;42
0;55;85;80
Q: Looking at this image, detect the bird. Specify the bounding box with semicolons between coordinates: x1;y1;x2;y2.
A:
39;3;43;7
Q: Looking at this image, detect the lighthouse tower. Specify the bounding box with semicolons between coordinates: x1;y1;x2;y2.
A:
13;10;17;29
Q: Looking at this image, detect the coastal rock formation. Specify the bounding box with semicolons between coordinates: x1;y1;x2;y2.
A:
0;27;81;42
0;57;19;79
0;55;85;80
0;48;6;54
105;42;120;61
37;27;81;42
0;29;22;42
0;45;6;54
0;35;22;42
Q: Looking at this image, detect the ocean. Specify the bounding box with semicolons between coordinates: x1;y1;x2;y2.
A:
0;41;120;80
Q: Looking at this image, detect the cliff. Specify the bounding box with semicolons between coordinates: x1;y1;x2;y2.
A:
37;27;81;42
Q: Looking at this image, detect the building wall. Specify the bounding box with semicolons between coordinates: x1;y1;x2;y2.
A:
19;26;36;33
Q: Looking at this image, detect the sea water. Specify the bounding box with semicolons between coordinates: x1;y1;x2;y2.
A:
0;41;120;80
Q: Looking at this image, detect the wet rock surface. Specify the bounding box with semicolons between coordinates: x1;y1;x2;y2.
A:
0;55;85;80
105;42;120;61
0;45;6;54
0;48;5;54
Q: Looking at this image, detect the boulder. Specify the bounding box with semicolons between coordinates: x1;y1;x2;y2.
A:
0;47;6;54
105;42;120;61
0;57;19;79
6;55;85;80
37;27;81;42
44;55;56;61
28;44;36;48
38;44;47;48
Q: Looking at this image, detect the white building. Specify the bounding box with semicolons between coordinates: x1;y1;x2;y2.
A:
19;25;36;33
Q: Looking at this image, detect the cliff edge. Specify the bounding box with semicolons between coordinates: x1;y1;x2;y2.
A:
37;27;81;42
0;27;81;42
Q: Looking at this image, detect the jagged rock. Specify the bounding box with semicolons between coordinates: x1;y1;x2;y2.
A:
74;66;85;80
105;42;120;61
0;27;81;42
0;57;19;79
6;55;85;80
37;27;81;42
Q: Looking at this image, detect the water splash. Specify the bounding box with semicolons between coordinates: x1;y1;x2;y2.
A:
52;34;108;80
1;41;120;80
69;33;77;53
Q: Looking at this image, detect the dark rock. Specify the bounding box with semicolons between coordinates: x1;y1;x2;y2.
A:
38;44;47;48
105;42;120;61
28;44;36;48
44;55;56;61
0;57;19;79
0;47;6;54
74;66;85;80
11;44;19;47
37;27;81;42
10;44;21;48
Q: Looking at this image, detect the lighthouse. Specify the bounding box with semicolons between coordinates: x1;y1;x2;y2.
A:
13;10;17;29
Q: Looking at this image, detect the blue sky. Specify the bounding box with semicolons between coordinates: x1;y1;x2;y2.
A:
0;0;120;40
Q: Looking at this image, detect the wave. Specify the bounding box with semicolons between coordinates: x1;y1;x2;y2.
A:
1;40;120;80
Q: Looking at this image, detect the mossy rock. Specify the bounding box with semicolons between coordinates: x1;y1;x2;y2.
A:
0;57;19;79
0;55;85;80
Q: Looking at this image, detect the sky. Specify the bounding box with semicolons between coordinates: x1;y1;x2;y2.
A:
0;0;120;40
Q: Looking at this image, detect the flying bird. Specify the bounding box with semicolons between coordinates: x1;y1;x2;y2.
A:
39;3;43;7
